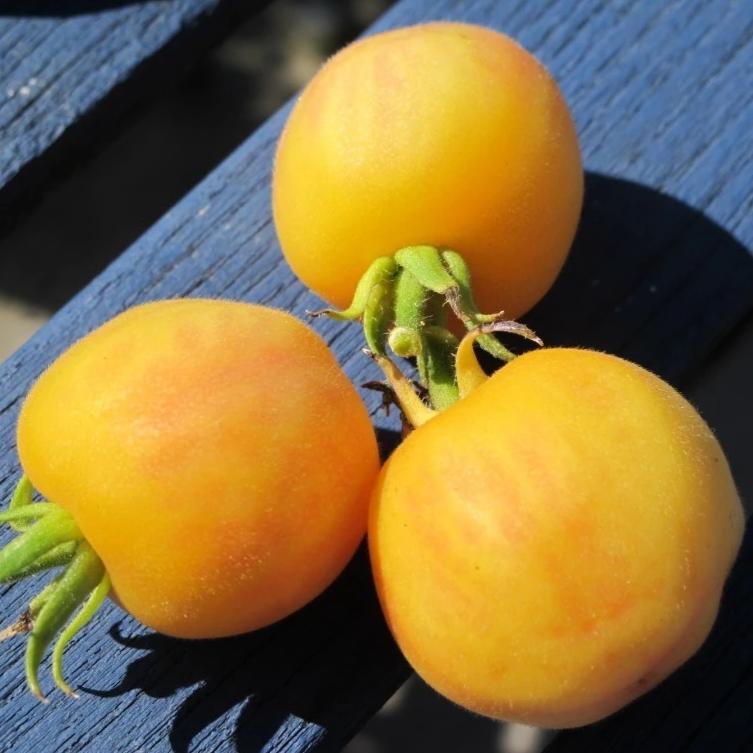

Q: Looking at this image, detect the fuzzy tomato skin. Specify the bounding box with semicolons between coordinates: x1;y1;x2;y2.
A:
369;348;743;727
17;299;379;638
273;22;583;318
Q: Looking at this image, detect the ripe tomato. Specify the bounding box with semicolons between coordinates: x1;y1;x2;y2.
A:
273;22;583;319
9;299;378;697
369;348;743;727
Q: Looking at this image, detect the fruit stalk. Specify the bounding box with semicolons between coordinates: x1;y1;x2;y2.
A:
315;246;542;424
0;476;110;700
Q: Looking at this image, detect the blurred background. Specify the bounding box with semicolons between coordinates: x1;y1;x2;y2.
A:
1;2;751;752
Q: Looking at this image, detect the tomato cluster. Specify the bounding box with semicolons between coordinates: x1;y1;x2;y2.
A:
0;20;742;731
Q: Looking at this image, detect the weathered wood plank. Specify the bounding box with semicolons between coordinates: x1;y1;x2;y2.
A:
0;0;752;751
0;0;261;228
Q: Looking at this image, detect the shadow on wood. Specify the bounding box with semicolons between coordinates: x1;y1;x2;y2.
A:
525;172;753;384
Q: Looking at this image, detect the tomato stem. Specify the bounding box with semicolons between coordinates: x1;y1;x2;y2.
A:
364;351;437;428
422;327;459;410
51;560;110;698
362;277;395;355
8;475;34;533
0;476;110;700
312;246;543;421
394;246;456;295
307;256;397;321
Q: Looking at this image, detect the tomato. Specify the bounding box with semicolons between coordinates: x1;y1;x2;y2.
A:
273;22;583;319
369;348;743;727
7;299;378;697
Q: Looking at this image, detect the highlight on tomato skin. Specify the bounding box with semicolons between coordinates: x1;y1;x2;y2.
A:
1;298;379;700
273;21;583;319
368;347;744;728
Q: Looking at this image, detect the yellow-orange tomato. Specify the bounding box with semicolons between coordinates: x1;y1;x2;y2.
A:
18;299;379;638
370;348;743;727
273;22;583;318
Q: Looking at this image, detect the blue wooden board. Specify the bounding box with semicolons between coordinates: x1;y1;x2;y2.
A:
0;0;260;227
0;0;752;751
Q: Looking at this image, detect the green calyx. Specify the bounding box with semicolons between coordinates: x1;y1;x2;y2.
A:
0;476;110;701
312;245;543;428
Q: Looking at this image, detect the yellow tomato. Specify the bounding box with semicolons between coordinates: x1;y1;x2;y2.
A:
370;348;743;727
273;22;583;318
18;299;379;638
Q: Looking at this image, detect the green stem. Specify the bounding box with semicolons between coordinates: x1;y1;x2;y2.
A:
393;266;430;332
308;256;397;320
422;327;459;410
0;509;81;582
388;327;422;359
0;480;110;700
363;278;395;355
313;245;543;423
392;268;429;382
29;577;64;619
0;503;59;523
8;476;33;532
10;542;78;582
394;246;456;294
26;541;105;700
52;570;110;697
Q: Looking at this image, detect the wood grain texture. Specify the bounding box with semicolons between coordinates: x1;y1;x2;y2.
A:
0;0;260;227
0;0;752;751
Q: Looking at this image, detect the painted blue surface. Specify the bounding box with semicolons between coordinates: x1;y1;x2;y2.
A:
0;0;254;218
0;0;752;751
